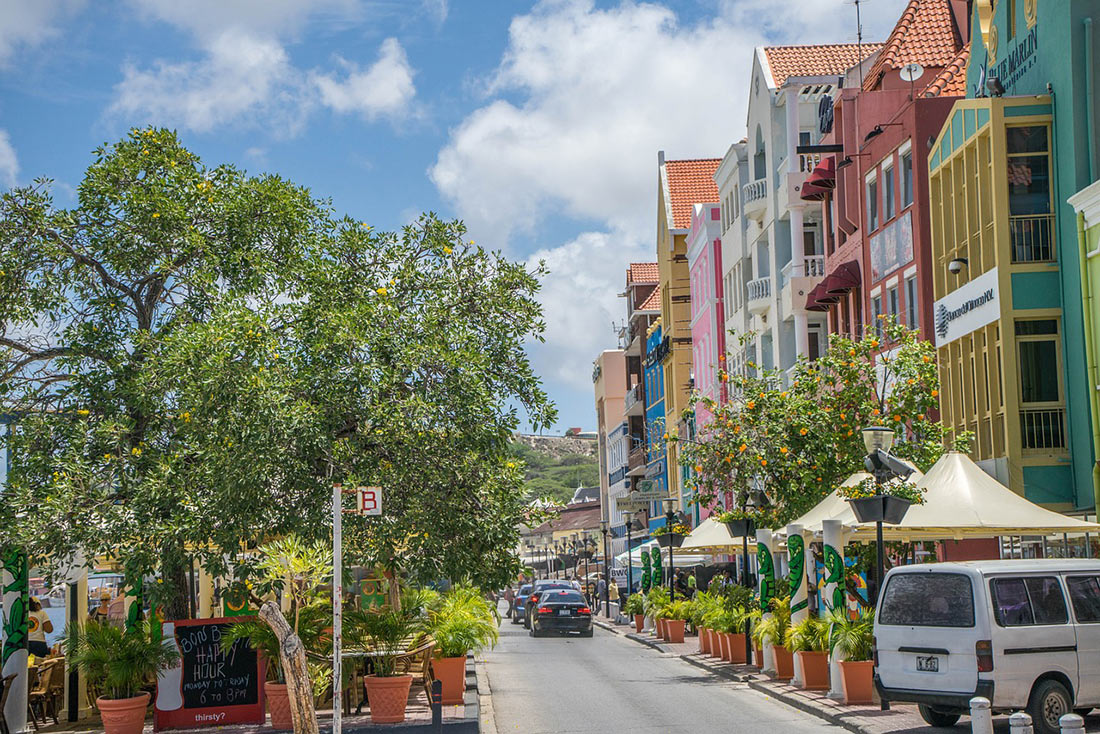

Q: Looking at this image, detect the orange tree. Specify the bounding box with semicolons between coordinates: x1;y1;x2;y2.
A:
673;318;949;526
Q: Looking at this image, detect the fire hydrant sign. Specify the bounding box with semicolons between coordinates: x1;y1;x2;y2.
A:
357;485;382;515
154;617;265;730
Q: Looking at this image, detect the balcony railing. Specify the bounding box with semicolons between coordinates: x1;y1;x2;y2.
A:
1020;407;1066;451
1010;214;1055;263
799;153;821;173
742;179;767;205
627;447;647;473
781;255;826;286
624;382;644;412
747;277;772;302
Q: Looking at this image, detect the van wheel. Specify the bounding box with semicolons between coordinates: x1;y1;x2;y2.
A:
918;704;960;728
1028;679;1072;734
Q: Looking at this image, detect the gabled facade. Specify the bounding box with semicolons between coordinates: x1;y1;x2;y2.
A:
644;319;668;530
592;349;626;531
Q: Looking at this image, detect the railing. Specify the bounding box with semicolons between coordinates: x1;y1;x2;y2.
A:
799;152;822;173
780;255;826;288
624;382;644;411
747;277;772;302
742;179;767;205
806;254;825;277
1020;407;1066;451
1010;214;1055;263
627;447;647;473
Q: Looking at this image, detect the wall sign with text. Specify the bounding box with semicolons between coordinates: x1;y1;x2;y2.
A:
933;267;1000;347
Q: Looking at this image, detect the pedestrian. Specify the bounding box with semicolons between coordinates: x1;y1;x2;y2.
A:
90;591;111;622
596;576;606;613
503;585;515;617
687;570;697;598
27;598;53;657
608;576;620;615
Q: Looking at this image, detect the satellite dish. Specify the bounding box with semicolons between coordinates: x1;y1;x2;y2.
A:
900;63;925;82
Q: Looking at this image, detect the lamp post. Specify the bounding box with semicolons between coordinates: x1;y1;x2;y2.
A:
661;498;677;595
553;542;561;579
582;536;593;602
600;520;611;617
525;542;534;581
624;517;635;595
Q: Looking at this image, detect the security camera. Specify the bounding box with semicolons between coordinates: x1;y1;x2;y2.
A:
948;257;968;274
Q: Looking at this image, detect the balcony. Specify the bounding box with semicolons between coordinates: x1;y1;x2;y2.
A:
627;447;648;476
747;277;772;315
742;179;768;221
780;255;826;315
1020;407;1066;452
1010;214;1055;263
624;382;645;416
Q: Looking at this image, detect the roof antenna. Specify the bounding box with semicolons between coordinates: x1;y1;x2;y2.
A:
855;0;864;88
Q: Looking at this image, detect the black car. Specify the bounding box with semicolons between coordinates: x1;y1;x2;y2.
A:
524;580;574;629
529;588;593;637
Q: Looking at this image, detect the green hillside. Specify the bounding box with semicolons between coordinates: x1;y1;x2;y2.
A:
510;437;599;504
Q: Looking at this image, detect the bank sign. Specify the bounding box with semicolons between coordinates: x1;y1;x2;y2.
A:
934;267;1000;347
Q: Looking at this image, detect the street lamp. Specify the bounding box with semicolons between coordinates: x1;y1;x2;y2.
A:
661;498;677;596
525;542;534;581
624;516;635;595
600;520;611;617
582;535;594;601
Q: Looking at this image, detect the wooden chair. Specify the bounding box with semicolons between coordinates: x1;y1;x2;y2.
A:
391;635;436;700
27;661;58;728
45;659;67;724
0;673;17;734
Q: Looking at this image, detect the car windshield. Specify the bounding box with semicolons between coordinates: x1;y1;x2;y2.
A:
878;572;975;627
544;590;585;604
518;585;531;595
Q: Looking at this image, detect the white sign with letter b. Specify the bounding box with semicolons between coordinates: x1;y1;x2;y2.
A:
357;486;382;515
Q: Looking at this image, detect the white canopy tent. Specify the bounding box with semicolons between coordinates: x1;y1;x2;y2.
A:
680;516;757;552
787;465;923;535
612;538;713;570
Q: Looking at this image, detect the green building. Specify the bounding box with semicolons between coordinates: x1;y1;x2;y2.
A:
927;0;1100;509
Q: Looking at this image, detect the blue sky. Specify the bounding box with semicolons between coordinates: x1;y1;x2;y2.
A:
0;0;907;434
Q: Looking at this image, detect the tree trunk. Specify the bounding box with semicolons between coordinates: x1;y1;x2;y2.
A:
160;548;192;621
259;601;319;734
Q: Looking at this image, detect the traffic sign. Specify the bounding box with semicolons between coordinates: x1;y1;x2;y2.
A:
357;486;382;515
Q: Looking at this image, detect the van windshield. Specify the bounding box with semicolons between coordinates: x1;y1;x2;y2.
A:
879;572;975;627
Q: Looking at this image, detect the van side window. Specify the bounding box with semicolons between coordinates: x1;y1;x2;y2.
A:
1067;576;1100;622
991;576;1069;626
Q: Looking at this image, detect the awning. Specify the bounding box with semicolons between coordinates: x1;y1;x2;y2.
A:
805;281;838;311
824;260;861;294
800;156;836;201
680;517;758;552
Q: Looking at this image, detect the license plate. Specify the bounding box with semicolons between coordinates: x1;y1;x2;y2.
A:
916;656;940;672
558;609;570;616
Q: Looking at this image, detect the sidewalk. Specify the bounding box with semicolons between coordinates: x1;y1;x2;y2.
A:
595;616;929;734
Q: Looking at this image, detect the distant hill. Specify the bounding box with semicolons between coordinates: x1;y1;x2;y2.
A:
510;434;599;505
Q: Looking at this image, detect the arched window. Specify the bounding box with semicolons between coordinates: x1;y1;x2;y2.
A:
753;126;766;181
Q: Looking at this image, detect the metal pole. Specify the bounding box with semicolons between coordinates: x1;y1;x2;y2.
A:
602;528;610;617
667;508;675;596
742;531;752;664
627;522;634;595
875;515;888;711
333;483;343;734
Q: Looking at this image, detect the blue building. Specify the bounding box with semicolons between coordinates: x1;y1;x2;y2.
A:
644;320;669;531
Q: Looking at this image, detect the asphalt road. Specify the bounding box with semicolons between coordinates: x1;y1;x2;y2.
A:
483;612;841;733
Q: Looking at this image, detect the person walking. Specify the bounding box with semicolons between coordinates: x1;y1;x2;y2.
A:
687;570;697;599
503;585;515;618
608;577;620;617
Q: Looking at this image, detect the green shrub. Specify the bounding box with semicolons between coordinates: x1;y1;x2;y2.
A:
826;606;874;661
67;619;179;700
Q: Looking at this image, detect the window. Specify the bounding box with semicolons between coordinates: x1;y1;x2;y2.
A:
879;573;975;627
905;275;919;330
1067;576;1100;622
887;286;899;319
883;163;896;221
1016;320;1060;404
871;294;883;335
901;150;913;207
867;178;879;231
991;576;1069;626
1007;126;1053;262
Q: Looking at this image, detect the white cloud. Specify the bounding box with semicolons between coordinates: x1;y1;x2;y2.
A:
126;0;362;43
0;129;18;187
0;0;84;66
721;0;907;46
422;0;448;26
313;38;416;122
111;31;309;136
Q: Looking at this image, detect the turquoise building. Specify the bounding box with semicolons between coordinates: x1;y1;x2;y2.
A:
644;320;669;530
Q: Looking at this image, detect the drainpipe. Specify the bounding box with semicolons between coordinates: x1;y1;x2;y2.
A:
1086;18;1097;182
1078;210;1100;511
787;86;810;359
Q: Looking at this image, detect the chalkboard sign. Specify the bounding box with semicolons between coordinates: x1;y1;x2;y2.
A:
154;617;266;730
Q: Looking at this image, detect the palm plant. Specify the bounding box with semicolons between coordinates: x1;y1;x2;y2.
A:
665;600;692;622
753;596;792;647
623;594;645;617
67;619;179;700
346;588;431;677
785;616;829;653
429;586;499;658
642;587;670;618
826;606;875;661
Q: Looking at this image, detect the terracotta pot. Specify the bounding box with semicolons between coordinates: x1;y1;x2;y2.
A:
753;644;764;668
96;692;150;734
364;675;413;724
773;645;794;681
838;660;874;705
656;618;666;639
666;619;686;644
634;614;645;633
431;656;466;706
797;651;830;691
727;632;747;664
699;627;710;654
265;682;293;730
717;632;731;661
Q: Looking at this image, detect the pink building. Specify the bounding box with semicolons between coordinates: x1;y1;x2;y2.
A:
687;203;725;520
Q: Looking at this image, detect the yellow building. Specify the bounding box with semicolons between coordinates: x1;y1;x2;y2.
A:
656;153;721;514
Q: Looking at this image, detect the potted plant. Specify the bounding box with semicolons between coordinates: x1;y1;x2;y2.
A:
643;587;669;637
715;509;757;539
827;606;876;704
786;617;830;691
428;587;499;705
651;522;691;548
346;590;430;724
623;594;646;633
754;597;793;679
707;608;735;662
688;592;717;654
67;620;179;734
841;477;924;524
663;600;690;644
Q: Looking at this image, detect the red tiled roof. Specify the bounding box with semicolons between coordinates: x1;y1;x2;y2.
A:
665;158;721;230
864;0;963;91
923;42;971;97
638;284;661;311
627;262;659;283
529;501;602;534
763;43;882;87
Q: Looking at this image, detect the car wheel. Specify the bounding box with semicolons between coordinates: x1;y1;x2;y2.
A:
917;704;960;728
1028;679;1072;734
524;615;531;630
580;629;593;638
530;624;540;638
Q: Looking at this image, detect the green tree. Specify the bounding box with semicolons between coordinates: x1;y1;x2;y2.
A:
676;318;949;526
0;128;554;614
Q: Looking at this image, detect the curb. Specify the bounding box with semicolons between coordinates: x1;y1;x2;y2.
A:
474;656;495;734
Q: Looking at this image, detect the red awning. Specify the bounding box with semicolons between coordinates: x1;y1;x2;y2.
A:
824;260;861;294
805;281;839;311
800;156;836;201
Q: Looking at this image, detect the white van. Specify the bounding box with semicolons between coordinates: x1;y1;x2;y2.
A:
874;559;1100;733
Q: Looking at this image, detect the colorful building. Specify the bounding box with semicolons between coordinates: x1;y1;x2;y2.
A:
657;154;721;520
808;0;970;345
1070;180;1100;511
644;319;669;530
927;0;1100;509
591;349;626;531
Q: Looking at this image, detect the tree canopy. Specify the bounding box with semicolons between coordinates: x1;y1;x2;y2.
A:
0;128;554;612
